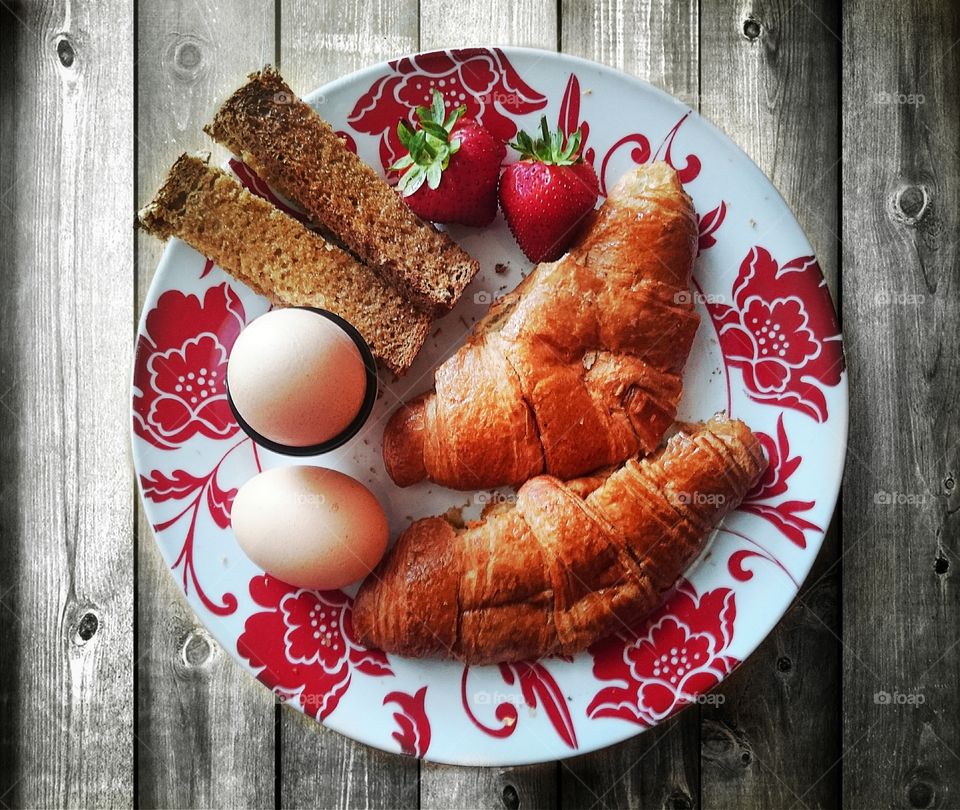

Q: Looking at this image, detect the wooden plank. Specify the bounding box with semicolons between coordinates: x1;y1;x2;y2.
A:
0;1;134;806
698;2;842;807
559;2;701;808
277;4;422;808
416;8;562;809
842;0;960;807
420;1;557;50
134;1;277;807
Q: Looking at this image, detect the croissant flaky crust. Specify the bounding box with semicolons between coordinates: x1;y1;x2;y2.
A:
354;415;767;664
383;162;700;491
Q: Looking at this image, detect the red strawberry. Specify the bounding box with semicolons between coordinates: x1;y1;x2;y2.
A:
391;90;505;227
498;117;600;263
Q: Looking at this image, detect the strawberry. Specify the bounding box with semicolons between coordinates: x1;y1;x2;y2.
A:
391;90;505;227
499;117;600;263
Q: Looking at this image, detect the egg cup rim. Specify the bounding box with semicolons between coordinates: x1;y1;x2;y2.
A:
226;307;379;457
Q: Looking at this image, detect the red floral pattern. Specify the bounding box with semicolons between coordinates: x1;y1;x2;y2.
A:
238;577;392;720
133;284;245;449
384;687;431;757
461;659;579;749
708;248;844;422
741;413;821;547
348;48;547;171
588;581;738;726
697;201;727;253
140;438;258;616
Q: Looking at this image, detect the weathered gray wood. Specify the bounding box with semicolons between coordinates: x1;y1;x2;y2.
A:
698;2;842;807
416;6;563;808
842;0;960;807
420;0;558;50
559;2;701;807
0;1;134;806
561;0;698;106
135;1;277;806
563;716;700;810
277;4;422;808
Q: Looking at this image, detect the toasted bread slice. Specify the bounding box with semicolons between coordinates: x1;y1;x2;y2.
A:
138;154;430;375
204;66;480;313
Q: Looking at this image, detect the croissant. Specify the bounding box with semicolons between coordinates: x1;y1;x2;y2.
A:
354;415;766;664
383;161;700;490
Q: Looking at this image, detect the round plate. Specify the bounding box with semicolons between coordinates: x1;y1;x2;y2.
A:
132;47;847;766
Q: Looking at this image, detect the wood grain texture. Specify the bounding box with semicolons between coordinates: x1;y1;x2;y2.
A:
559;2;702;808
420;0;557;51
842;0;960;807
135;1;277;806
560;0;698;105
277;4;422;808
698;2;842;807
0;1;134;807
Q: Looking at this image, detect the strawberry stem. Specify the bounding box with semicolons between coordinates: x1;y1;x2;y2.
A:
509;116;583;166
390;89;468;196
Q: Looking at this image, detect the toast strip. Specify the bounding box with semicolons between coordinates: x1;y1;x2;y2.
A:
137;154;430;375
204;66;480;313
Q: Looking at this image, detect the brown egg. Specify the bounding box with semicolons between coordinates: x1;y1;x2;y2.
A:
231;466;388;590
227;308;368;450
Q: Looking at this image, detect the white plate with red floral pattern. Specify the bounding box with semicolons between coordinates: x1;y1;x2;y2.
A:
132;47;847;766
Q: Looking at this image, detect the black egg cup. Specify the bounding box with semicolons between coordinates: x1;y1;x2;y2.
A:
226;307;378;457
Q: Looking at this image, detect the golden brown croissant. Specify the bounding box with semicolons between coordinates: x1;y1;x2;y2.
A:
383;162;700;490
354;415;767;664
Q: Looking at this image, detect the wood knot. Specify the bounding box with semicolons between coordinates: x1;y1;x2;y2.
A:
943;474;955;495
701;718;753;773
934;551;950;576
892;184;930;226
776;655;793;673
74;609;99;644
742;17;762;40
665;790;693;810
181;627;214;668
905;776;937;808
165;34;208;83
54;35;76;70
500;783;519;810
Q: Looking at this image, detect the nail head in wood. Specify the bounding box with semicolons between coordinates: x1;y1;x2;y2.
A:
742;17;761;41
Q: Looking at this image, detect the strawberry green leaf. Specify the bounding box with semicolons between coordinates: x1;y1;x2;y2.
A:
389;154;415;171
421;120;450;140
431;90;446;125
507;116;585;166
393;88;478;195
426;161;442;190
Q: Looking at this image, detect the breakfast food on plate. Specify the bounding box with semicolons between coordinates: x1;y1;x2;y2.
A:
499;117;600;262
137;154;430;375
232;466;388;591
383;161;700;490
354;415;766;664
391;90;506;226
205;67;480;312
227;308;373;452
